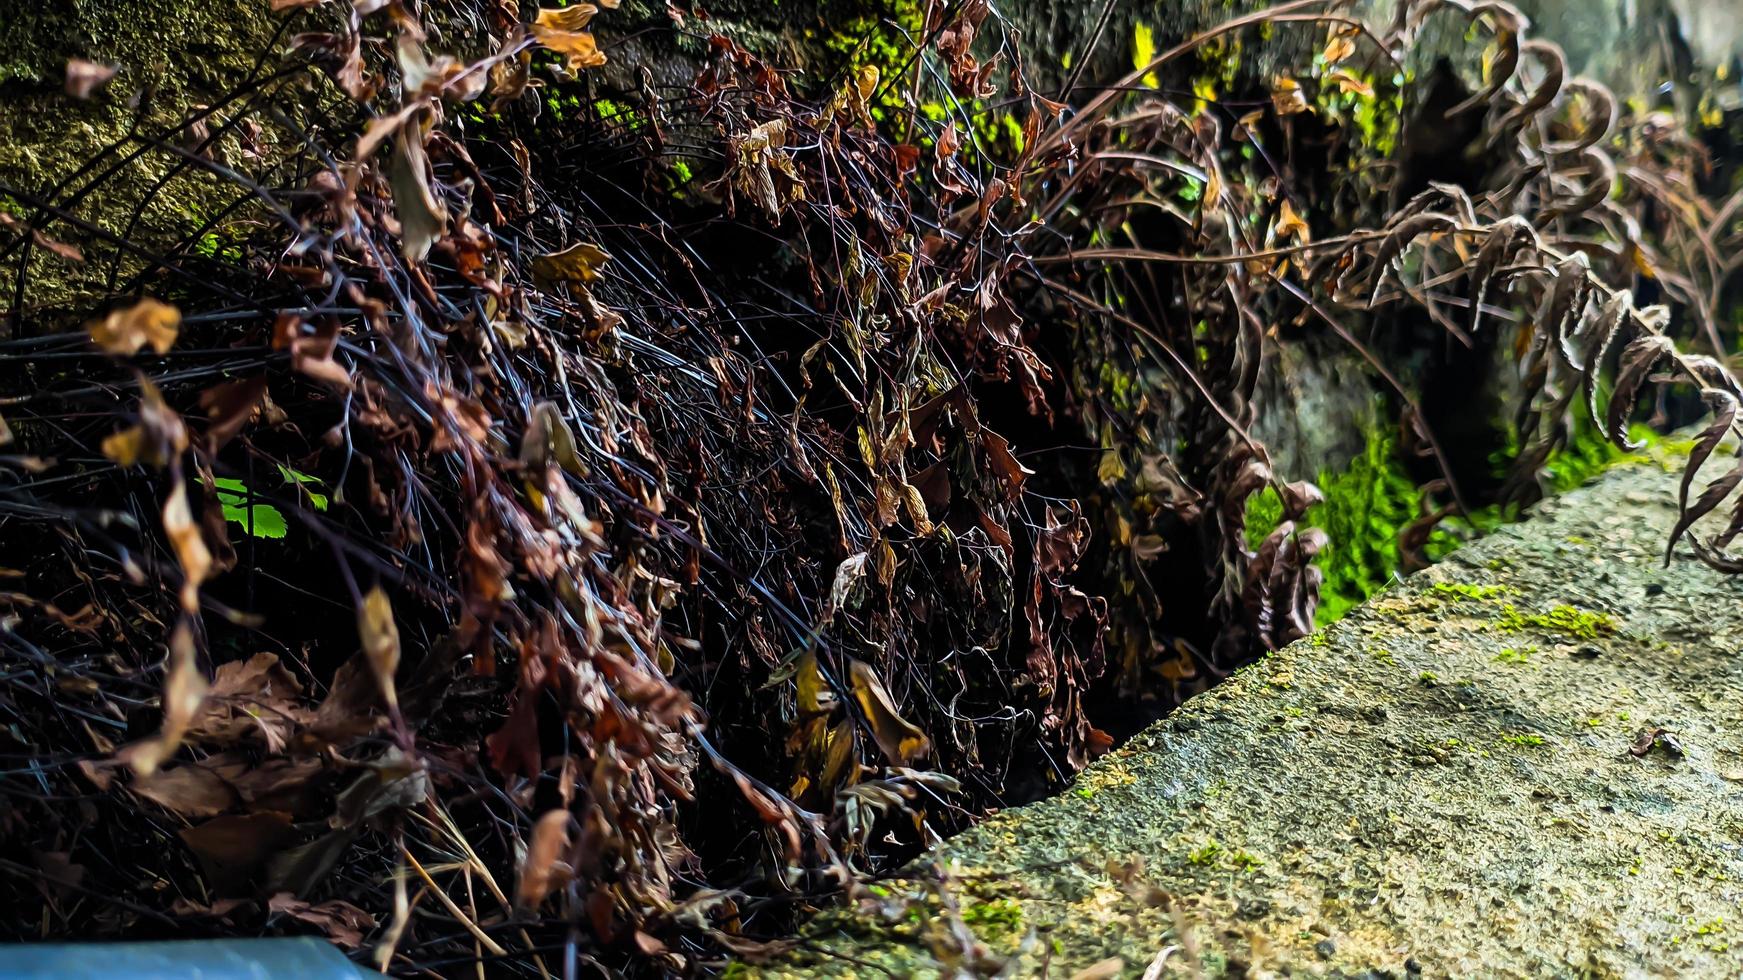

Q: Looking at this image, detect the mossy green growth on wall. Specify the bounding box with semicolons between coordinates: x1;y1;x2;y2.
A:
1248;414;1663;629
1246;424;1435;626
817;0;925;125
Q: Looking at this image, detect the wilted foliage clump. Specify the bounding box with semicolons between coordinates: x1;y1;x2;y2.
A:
1;0;1740;974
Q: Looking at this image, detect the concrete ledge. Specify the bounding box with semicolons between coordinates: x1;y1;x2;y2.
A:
758;452;1743;978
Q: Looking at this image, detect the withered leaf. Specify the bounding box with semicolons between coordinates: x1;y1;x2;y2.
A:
1273;199;1310;244
333;749;427;828
1270;77;1309;116
823;552;869;621
188;652;307;749
0;212;83;263
1325;67;1372;96
268;893;376;949
180;811;297;896
1368;211;1457;304
265;827;359;896
535;4;598;31
847;658;930;766
521;401;586;476
1666;389;1741;564
165;479;212;613
1467;216;1536;337
121;622;209;775
102;377;188;469
389;120;447;264
133;760;241;818
197;376;269;451
1607;334;1674;450
530;240;611;287
517;809;574;909
357;586;401;711
90;297;180;356
532;6;608;73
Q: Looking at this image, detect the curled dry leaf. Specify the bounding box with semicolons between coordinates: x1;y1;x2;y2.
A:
102;377;188;469
268;893;377;948
123;623;210;775
517;809;574;909
389;118;447;263
1665;389;1741;563
133;760;241;818
730;118;804;220
1607;334;1675;449
847;658;930;765
1273;199;1310;244
189;652;307;749
165;479;212;613
530;240;612;286
89;297;180;356
0;212;83;263
358;586;401;711
532;5;608;72
1271;77;1309;116
198;376;269;451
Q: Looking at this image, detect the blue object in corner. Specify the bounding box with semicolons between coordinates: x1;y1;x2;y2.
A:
0;938;372;979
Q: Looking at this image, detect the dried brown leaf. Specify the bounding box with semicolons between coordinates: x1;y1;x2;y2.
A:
530;241;612;287
268;893;377;948
517;809;574;909
1606;334;1674;450
847;658;930;765
133;761;240;818
389;120;447;264
90;297;179;356
180;811;296;896
1666;389;1740;563
358;586;400;711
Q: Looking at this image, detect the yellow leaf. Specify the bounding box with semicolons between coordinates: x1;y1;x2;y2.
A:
532;21;606;73
1097;449;1127;485
1203;164;1225;212
847;658;929;765
854;64;879;104
1327;70;1374;97
90;297;179;355
164;478;210;613
1274;199;1310;244
1322;34;1356;66
358;586;401;711
534;4;597;31
530;241;612;286
1630;245;1659;281
102;378;188;469
1271;77;1310;116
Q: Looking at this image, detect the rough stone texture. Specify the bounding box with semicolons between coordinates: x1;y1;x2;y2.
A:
0;0;280;321
756;445;1743;978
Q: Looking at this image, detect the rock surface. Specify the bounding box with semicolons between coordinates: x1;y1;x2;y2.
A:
756;448;1743;978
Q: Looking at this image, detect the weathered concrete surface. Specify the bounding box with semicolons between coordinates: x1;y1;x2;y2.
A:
759;448;1743;978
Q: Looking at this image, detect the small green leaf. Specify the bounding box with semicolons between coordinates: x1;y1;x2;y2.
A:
276;464;329;512
212;476;287;539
